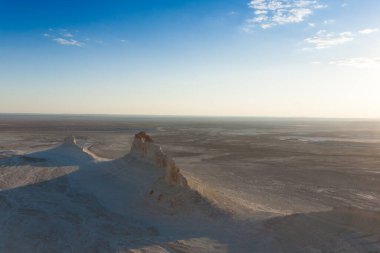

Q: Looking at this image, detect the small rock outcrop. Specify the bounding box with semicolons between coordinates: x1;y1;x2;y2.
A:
129;132;188;187
63;135;77;145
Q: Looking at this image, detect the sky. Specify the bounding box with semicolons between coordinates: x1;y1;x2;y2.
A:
1;0;380;118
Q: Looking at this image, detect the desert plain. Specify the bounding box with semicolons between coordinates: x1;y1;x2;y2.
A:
1;114;380;252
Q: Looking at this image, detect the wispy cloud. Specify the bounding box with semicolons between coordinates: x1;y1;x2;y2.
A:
228;11;237;16
358;28;379;34
244;0;327;30
62;32;73;38
305;27;379;49
43;29;85;47
53;38;83;47
329;57;380;68
323;19;335;25
305;30;354;49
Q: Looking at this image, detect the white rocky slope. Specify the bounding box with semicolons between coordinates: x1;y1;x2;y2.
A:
0;133;233;252
1;132;380;253
128;132;188;187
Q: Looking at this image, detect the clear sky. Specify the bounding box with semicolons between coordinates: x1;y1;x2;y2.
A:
1;0;380;118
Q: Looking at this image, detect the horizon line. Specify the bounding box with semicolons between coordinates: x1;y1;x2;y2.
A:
0;112;379;121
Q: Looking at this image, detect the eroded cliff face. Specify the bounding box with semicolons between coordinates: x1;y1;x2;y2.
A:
129;132;188;187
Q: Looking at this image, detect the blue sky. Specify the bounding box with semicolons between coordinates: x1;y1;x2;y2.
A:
1;0;380;117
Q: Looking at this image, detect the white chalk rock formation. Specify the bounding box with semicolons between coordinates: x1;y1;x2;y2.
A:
129;132;188;187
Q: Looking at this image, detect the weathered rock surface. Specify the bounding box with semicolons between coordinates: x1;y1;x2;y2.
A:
63;135;77;145
129;132;188;187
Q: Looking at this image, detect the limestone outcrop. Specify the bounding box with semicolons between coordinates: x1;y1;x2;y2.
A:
63;135;77;145
129;132;188;187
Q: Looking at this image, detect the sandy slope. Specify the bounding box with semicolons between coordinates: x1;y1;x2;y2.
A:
1;133;380;252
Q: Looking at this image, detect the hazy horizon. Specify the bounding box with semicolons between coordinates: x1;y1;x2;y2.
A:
1;112;380;121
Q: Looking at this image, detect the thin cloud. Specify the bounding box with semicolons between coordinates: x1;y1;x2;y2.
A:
323;19;335;25
305;28;379;49
43;29;85;47
329;57;380;68
244;0;327;30
358;28;379;34
305;30;354;49
53;38;83;47
62;32;74;38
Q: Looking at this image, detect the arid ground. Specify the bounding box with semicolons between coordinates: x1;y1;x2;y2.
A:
1;114;380;252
